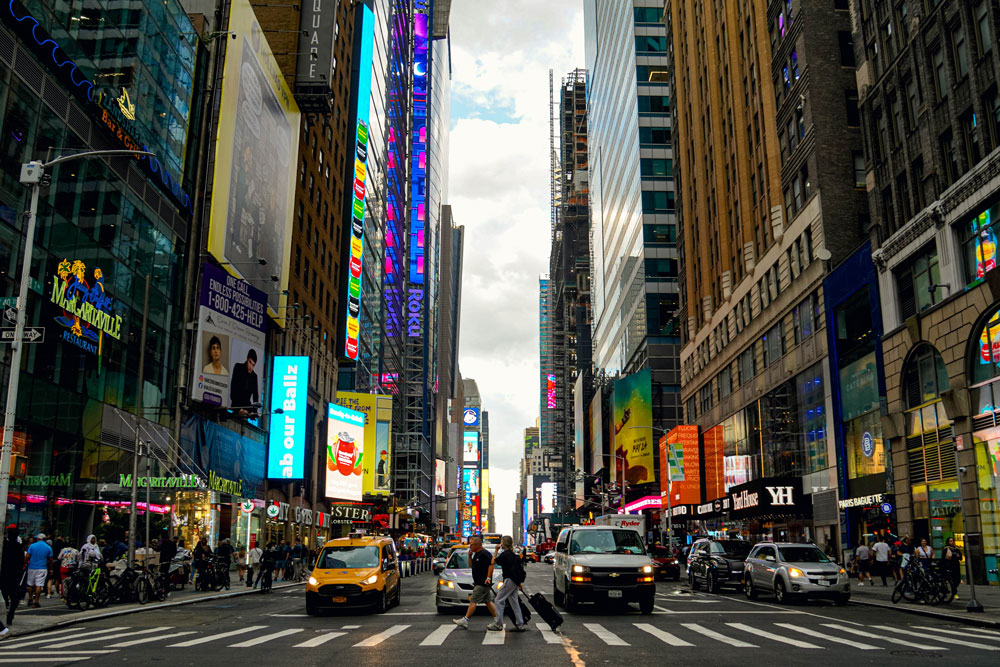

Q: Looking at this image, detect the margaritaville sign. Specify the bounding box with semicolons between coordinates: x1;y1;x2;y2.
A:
51;259;123;361
119;473;201;489
208;470;243;497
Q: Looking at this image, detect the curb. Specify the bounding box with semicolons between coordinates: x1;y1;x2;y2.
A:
11;581;305;638
850;597;1000;628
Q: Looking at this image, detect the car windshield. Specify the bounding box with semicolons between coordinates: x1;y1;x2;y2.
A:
779;546;830;563
709;541;752;558
317;546;380;569
651;547;673;558
570;529;646;555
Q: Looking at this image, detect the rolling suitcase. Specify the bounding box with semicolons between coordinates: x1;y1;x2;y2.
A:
528;591;563;631
503;593;532;624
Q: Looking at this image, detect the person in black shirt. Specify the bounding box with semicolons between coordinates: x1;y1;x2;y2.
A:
452;536;497;630
229;349;259;410
493;536;527;631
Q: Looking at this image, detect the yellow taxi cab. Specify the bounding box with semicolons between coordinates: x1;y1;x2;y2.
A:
306;536;401;614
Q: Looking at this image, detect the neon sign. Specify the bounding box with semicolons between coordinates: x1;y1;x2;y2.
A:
547;373;556;409
344;4;374;360
408;11;428;293
51;259;122;364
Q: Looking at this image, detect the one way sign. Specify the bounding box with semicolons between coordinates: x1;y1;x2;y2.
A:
1;327;45;343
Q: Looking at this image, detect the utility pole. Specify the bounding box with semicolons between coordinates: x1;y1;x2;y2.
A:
129;274;151;567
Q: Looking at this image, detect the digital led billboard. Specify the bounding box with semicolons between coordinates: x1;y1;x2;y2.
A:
326;402;366;501
331;391;393;495
267;356;309;478
463;430;479;463
546;374;556;409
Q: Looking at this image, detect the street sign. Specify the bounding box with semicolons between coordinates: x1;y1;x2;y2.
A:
3;306;16;323
0;327;45;343
0;297;16;308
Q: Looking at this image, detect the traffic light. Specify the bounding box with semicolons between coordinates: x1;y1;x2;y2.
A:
10;454;27;479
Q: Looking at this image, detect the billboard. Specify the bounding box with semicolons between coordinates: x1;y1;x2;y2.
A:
435;459;446;496
326;402;366;501
612;368;654;485
547;373;556;409
661;425;700;505
295;0;337;91
192;263;267;407
331;391;393;495
463;407;480;427
463;430;479;463
574;373;585;508
267;356;309;478
462;467;480;495
524;429;538;455
207;0;299;324
540;482;557;514
703;424;725;501
724;455;752;491
589;392;604;474
343;4;375;359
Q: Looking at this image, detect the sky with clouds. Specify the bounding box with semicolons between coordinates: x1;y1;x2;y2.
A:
447;2;585;535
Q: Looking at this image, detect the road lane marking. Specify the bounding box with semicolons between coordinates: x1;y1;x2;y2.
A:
583;623;629;646
634;623;693;646
420;624;457;646
109;632;197;648
959;627;1000;638
727;623;821;649
48;627;170;649
342;625;361;629
0;659;90;663
774;623;881;650
917;626;1000;640
384;611;436;615
229;628;304;647
681;623;757;648
353;624;410;647
483;629;506;645
169;626;268;647
536;622;563;644
819;624;947;651
294;632;346;648
0;652;118;656
871;625;1000;651
0;627;128;650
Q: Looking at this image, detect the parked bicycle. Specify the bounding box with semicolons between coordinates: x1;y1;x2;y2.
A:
195;555;231;592
891;554;952;605
65;562;110;610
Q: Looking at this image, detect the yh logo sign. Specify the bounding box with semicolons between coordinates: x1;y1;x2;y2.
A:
766;486;795;506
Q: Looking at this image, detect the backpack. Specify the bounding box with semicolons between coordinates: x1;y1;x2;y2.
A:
508;555;527;585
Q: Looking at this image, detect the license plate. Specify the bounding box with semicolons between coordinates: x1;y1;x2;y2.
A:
333;595;347;602
608;590;622;598
817;580;831;587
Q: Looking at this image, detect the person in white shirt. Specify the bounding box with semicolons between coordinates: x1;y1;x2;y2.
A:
247;544;264;589
854;540;871;586
871;536;892;586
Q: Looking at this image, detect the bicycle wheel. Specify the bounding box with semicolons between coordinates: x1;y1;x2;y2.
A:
91;577;111;608
135;576;151;604
890;580;908;603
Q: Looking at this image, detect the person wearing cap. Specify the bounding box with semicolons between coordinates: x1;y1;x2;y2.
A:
24;532;53;608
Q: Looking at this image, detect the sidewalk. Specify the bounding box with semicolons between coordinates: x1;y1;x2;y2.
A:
849;577;1000;628
4;579;304;638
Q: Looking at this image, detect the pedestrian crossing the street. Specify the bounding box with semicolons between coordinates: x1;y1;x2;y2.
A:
2;619;999;657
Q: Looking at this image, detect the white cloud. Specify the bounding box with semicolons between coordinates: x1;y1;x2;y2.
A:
448;1;584;535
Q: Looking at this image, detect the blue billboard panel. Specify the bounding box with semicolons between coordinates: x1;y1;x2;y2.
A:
463;407;480;426
267;356;310;478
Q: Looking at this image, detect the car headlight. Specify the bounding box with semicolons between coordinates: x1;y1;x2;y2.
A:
362;574;379;585
838;568;847;577
642;565;653;574
308;576;318;586
438;578;455;589
788;567;804;578
572;564;587;573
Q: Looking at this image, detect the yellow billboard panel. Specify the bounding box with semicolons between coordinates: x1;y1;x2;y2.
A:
332;391;393;496
207;0;300;326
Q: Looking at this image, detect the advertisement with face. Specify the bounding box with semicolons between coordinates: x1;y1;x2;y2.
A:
612;368;654;485
463;431;479;463
192;263;267;407
331;391;393;495
462;467;480;495
326;403;365;501
207;0;299;324
435;459;446;496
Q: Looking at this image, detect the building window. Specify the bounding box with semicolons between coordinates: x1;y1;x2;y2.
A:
891;95;903;146
854;151;866;187
984;88;1000;151
976;1;993;56
699;383;714;413
906;76;920;129
637;95;670;112
896;242;942;319
685;396;697;422
953;24;970;79
792;175;803;210
792;292;816;344
640;158;672;178
762;321;785;368
959;203;1000;286
718;366;733;402
634;6;662;23
635;36;667;52
738;345;756;385
641;190;675;212
638;127;671;144
961;110;982;167
838;31;855;66
932;46;947;100
903;344;950;409
940;129;960;185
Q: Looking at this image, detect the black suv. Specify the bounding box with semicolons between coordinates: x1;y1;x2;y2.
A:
687;537;752;593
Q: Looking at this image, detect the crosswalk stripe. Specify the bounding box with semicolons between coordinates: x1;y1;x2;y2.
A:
727;622;821;649
681;623;757;648
536;622;563;644
917;626;1000;641
634;623;693;646
774;623;882;650
169;626;268;647
295;632;347;648
0;652;119;656
583;623;629;646
353;624;410;647
48;627;170;649
0;658;89;663
0;627;127;650
872;625;1000;651
483;629;506;645
109;632;197;648
420;624;457;646
960;627;1000;639
229;628;304;647
819;624;947;651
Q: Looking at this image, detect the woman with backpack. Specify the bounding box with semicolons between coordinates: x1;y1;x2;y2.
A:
491;536;528;632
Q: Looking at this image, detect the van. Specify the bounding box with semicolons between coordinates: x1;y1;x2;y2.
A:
552;525;656;613
306;536;401;614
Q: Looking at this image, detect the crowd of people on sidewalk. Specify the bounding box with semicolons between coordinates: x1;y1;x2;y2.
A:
849;534;963;600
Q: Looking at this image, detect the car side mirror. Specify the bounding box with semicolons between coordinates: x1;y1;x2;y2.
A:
433;563;444;574
556;543;567;553
382;559;395;571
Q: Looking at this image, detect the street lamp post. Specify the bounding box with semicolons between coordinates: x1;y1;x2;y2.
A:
0;150;154;569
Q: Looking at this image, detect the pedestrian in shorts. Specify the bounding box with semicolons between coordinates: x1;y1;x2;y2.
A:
871;536;891;586
854;539;871;586
453;536;499;630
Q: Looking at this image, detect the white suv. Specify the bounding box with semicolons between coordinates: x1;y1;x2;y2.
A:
551;525;656;613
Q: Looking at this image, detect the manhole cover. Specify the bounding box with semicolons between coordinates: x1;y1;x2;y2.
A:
891;650;944;658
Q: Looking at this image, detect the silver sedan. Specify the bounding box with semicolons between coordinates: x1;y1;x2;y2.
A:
435;549;504;613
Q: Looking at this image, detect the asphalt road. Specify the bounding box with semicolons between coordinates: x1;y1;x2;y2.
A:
3;564;999;666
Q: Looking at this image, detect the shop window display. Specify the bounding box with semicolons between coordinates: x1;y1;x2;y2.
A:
975;439;1000;583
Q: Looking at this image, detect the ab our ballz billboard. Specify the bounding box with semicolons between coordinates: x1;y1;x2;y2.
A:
341;4;375;360
326;402;366;501
206;0;300;325
267;356;309;478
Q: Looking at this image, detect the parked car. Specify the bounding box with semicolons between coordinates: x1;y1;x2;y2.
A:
551;525;656;614
744;542;850;605
650;546;681;581
687;537;752;593
435;548;504;613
